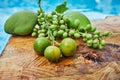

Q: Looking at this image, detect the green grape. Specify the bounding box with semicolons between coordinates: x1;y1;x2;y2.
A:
60;25;66;30
38;29;46;34
47;13;53;19
57;30;64;36
39;13;44;17
87;39;93;47
86;24;92;31
100;40;106;46
74;19;80;27
98;44;104;49
57;13;63;17
86;34;92;39
52;21;58;25
38;33;45;37
93;34;99;39
41;18;45;21
42;22;45;25
51;11;56;15
49;25;57;30
33;28;38;32
53;17;58;21
37;9;42;14
63;16;69;22
38;19;42;22
83;38;87;42
41;24;46;29
62;32;68;38
94;30;100;35
74;33;80;38
60;20;65;24
102;31;110;36
53;31;58;37
41;29;46;33
65;29;69;32
93;39;99;44
82;33;87;38
38;30;41;34
31;32;37;37
38;15;42;19
78;26;85;32
93;43;98;48
38;22;41;25
90;26;96;32
69;29;75;36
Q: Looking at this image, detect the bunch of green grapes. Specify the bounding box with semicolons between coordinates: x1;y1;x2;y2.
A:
31;9;110;49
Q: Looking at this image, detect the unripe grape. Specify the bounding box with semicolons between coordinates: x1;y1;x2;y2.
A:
31;32;37;37
51;11;56;15
38;15;42;19
37;9;42;14
93;34;99;39
47;13;53;19
60;25;66;30
39;13;44;17
38;33;45;37
86;34;92;40
78;26;85;32
87;39;93;47
60;20;65;24
49;25;57;29
63;32;68;38
57;30;64;36
74;19;80;27
98;44;104;49
63;16;69;22
94;30;100;35
74;33;80;38
93;43;98;48
93;39;99;44
52;21;58;25
83;38;87;42
102;31;110;36
86;24;92;31
38;19;42;22
53;31;58;37
82;33;87;38
100;40;106;46
69;29;75;36
33;28;38;32
90;26;96;32
41;18;45;21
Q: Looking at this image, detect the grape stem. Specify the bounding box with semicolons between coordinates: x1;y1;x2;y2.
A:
111;32;120;35
42;12;60;46
38;0;42;10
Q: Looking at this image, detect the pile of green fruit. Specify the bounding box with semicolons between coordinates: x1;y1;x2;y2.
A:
4;0;110;62
32;0;110;62
34;37;76;62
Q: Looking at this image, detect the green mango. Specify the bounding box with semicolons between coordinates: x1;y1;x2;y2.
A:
63;11;91;29
4;10;38;35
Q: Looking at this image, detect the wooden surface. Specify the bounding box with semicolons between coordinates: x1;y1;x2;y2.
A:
0;16;120;80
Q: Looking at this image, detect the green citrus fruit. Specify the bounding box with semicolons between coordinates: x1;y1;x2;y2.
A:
60;38;77;57
33;37;51;55
44;46;61;62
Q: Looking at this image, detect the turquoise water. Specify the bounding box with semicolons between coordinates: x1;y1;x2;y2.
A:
0;0;120;54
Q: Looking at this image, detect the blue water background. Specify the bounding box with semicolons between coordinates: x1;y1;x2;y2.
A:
0;0;120;54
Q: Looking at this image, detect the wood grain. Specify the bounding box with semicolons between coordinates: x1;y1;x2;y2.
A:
0;16;120;80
